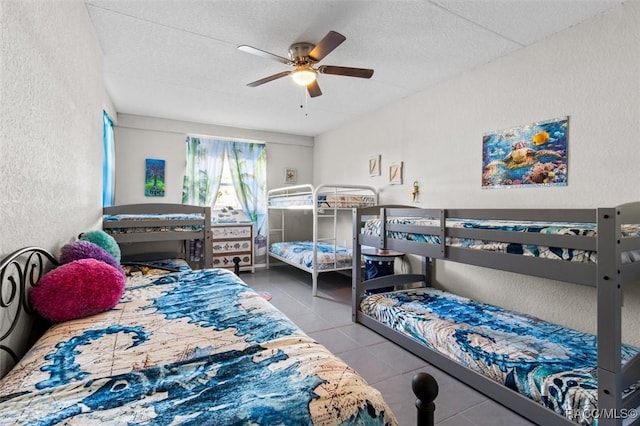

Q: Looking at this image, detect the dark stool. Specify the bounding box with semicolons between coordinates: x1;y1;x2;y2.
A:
362;248;405;293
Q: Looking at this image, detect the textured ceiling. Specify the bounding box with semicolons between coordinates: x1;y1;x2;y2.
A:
86;0;621;137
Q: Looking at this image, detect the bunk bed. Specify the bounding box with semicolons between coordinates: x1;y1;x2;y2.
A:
0;247;399;425
268;184;377;296
352;204;640;426
103;203;212;269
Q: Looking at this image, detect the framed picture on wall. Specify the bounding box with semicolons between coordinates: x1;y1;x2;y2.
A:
369;155;381;176
482;116;568;188
145;158;166;197
284;168;297;184
389;162;403;185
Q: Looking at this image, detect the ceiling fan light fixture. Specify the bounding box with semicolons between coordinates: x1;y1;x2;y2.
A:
290;65;317;86
240;31;374;97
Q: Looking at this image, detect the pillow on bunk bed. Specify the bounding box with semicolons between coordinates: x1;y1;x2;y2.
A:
29;258;125;322
59;240;124;276
79;230;121;263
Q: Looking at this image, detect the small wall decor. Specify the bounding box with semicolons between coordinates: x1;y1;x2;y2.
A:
145;158;165;197
482;116;568;188
412;181;420;202
389;162;403;185
369;155;381;177
284;167;297;184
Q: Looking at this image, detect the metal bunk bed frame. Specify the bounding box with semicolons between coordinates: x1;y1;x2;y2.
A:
268;184;377;296
352;203;640;426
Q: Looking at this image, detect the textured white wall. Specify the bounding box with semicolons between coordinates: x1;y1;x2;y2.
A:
113;113;314;205
314;2;640;344
1;0;105;256
112;114;315;259
0;0;106;373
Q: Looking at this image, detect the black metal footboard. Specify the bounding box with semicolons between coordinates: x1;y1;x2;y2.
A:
413;372;439;426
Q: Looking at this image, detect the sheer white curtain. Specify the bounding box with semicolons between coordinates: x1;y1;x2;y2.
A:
183;137;268;264
182;137;226;206
227;142;267;244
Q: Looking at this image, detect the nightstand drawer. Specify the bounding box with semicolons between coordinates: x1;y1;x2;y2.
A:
211;226;252;239
212;254;252;268
212;240;251;254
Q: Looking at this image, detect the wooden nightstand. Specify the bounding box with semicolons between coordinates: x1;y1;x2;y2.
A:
210;223;255;273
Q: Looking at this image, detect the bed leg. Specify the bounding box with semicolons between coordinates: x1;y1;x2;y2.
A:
412;372;439;426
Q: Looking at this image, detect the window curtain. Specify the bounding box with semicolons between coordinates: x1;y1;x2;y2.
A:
183;137;268;263
181;137;226;206
102;111;115;207
227;142;267;243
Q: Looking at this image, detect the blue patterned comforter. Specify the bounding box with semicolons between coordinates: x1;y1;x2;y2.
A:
0;268;396;425
270;241;353;270
361;288;640;425
269;194;375;208
363;217;640;263
104;213;206;234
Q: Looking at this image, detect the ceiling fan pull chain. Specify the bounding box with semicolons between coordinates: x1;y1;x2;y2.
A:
305;87;310;117
300;86;310;117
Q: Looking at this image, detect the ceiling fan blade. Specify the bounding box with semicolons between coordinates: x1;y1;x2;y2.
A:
237;45;292;65
318;65;374;79
307;80;322;98
246;71;292;87
308;31;346;62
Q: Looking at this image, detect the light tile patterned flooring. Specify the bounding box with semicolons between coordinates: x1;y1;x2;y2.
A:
241;266;536;426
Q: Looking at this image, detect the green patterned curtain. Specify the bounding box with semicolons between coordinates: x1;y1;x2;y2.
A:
227;142;267;238
183;137;268;263
182;137;226;206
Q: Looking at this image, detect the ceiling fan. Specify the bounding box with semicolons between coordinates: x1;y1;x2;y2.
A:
238;31;374;98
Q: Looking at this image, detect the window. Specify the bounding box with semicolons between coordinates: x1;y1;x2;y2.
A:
182;137;268;261
214;158;242;210
102;111;115;207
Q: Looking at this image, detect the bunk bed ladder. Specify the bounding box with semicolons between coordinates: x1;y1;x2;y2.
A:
266;208;285;270
312;198;339;296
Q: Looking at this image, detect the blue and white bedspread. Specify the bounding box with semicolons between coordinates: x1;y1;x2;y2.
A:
361;288;640;425
270;241;353;270
103;213;206;234
363;217;640;263
0;268;396;425
269;194;376;208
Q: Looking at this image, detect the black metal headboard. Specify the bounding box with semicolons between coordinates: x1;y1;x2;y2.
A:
0;247;58;378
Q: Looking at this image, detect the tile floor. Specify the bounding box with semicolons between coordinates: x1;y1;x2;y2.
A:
241;266;536;426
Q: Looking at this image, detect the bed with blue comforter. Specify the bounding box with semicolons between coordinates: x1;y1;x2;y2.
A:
103;212;207;234
270;241;353;271
0;264;396;425
361;287;640;426
268;193;376;208
363;217;640;264
354;204;640;426
102;204;214;268
268;185;378;296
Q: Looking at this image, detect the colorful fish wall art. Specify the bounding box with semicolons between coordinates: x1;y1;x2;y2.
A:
482;116;568;188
